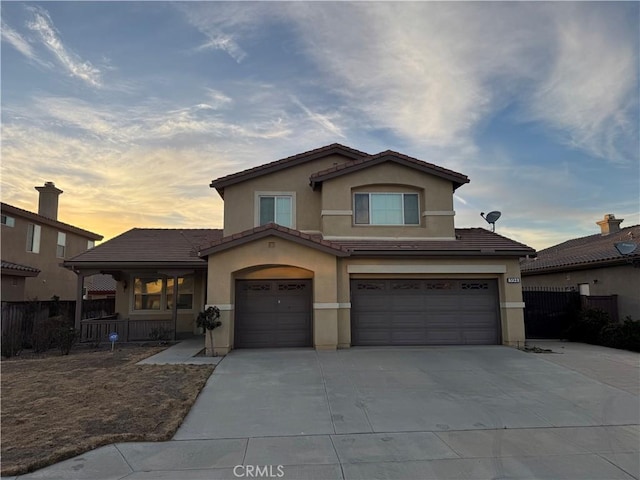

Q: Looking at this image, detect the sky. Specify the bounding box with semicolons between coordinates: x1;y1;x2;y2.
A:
1;1;638;251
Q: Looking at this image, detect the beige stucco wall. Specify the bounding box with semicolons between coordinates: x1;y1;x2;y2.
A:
205;236;527;353
205;235;340;354
221;154;353;236
523;265;640;320
1;214;96;301
321;163;456;238
1;276;28;302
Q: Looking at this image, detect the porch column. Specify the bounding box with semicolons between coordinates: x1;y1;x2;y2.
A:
171;274;178;341
74;272;85;330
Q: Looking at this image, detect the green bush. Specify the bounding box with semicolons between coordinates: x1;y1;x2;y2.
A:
565;308;610;344
566;309;640;352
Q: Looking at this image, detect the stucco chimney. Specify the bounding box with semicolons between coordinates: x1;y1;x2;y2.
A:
35;182;63;220
596;214;623;235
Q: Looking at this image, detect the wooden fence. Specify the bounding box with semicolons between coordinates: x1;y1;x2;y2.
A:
79;318;174;343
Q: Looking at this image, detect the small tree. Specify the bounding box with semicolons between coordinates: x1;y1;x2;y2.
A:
196;306;221;356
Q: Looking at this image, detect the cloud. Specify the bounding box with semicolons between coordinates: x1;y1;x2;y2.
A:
196;34;246;63
26;6;103;88
291;96;345;138
1;21;40;62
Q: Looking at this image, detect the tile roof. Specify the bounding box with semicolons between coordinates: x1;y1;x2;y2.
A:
1;202;103;240
1;260;41;276
199;225;534;258
210;143;369;197
332;228;535;256
64;228;223;267
521;225;640;274
310;150;470;190
199;223;351;257
85;274;117;292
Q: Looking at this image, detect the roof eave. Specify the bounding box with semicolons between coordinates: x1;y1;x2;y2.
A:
1;268;40;277
348;249;535;257
63;260;208;271
521;257;636;275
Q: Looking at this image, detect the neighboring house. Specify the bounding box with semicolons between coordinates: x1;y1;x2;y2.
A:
521;214;640;321
65;144;535;352
84;274;117;300
1;183;103;301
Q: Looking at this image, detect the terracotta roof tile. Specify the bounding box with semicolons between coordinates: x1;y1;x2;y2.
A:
521;225;640;273
210;143;369;196
1;202;103;240
310;150;469;190
1;260;41;274
332;228;534;256
85;274;117;292
64;228;223;267
199;223;351;257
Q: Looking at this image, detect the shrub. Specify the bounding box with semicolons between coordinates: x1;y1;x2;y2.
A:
149;327;173;341
54;325;79;355
32;316;69;353
564;308;610;344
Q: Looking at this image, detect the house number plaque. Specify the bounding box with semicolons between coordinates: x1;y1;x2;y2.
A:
507;277;521;284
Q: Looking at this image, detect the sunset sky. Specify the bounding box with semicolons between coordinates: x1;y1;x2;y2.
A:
2;2;638;251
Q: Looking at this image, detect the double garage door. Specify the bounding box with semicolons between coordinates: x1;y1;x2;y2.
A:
351;279;500;346
234;278;500;348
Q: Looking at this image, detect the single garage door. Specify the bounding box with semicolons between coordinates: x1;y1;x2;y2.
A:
351;279;500;346
235;279;312;348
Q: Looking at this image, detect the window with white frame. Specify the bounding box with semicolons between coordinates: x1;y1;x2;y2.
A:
1;214;15;227
56;232;66;258
133;276;194;311
258;194;293;227
354;192;420;225
26;224;41;253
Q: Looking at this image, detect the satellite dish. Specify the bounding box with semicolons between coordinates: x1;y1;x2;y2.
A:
480;211;502;232
614;242;638;256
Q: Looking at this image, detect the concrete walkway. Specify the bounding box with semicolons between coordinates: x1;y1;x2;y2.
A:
4;342;639;480
136;336;223;366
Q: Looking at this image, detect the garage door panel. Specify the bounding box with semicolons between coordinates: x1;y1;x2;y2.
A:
235;279;312;348
351;279;500;346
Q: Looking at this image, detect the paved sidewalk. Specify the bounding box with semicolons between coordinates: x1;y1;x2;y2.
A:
3;343;638;480
136;337;223;366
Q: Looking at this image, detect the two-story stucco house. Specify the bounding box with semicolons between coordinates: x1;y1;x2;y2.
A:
65;144;535;350
2;183;103;301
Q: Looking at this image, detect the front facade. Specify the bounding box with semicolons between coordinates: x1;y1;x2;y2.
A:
522;215;640;320
1;183;103;301
203;144;535;354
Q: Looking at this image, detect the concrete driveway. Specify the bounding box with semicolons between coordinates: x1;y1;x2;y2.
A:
8;343;639;480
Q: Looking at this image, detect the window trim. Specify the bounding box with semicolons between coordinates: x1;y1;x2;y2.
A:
1;214;15;227
56;232;67;258
26;224;41;253
353;192;421;226
254;191;296;228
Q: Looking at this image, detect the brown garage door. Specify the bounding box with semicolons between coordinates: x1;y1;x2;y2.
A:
351;279;500;346
235;279;312;348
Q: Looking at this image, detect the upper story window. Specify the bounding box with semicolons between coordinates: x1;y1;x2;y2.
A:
133;275;194;311
26;224;41;253
257;193;294;228
354;192;420;225
1;214;15;227
57;232;67;258
87;240;95;249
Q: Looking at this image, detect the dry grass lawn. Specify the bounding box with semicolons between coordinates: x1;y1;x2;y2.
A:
1;345;214;476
